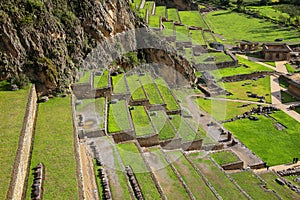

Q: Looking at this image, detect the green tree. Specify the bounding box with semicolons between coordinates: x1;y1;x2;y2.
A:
220;0;229;6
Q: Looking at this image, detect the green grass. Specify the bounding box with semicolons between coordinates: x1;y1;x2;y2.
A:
188;152;248;200
175;25;190;42
281;90;298;103
263;61;276;68
94;70;109;88
108;100;131;133
167;8;179;22
285;63;299;73
93;159;103;199
224;110;300;166
139;74;164;105
190;30;206;45
26;97;78;199
162;22;174;36
259;172;300;200
230;171;279;199
117;142;161;199
195;97;258;121
112;74;128;94
149;15;160;28
222;76;272;103
145;148;190;199
78;71;91;83
203;31;215;44
149;111;176;140
169;115;201;142
166;151;216;199
154;78;180;111
279;78;289;89
130;106;155;137
246;6;290;22
155;6;166;18
285;175;300;187
126;74;147;101
183;48;193;61
210;150;240;165
295;106;300;114
0;86;30;199
179;11;208;28
194;52;232;64
206;10;300;43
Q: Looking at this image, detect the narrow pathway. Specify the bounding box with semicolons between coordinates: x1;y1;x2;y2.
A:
275;61;288;74
254;161;300;173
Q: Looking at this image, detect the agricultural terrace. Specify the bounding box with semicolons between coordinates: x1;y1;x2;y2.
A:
26;97;78;199
126;74;147;101
132;0;142;9
149;111;176;140
206;10;300;43
179;11;208;28
144;148;190;199
222;76;272;103
259;172;300;199
190;30;206;46
162;22;174;36
188;152;248;199
230;171;278;199
193;52;232;64
195;98;258;121
155;6;166;18
154;77;180;111
167;8;180;22
78;71;91;83
175;25;190;42
139;74;164;105
169;115;201;142
108;100;131;133
183;48;193;61
116;142;161;199
94;70;109;89
246;6;290;22
224;110;300;166
149;15;160;28
0;84;30;199
211;55;274;80
166;151;216;199
130;106;155;137
111;73;128;94
76;98;106;129
202;31;215;44
210;150;240;166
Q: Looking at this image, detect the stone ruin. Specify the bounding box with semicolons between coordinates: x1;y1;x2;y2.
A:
31;163;44;200
277;167;300;177
95;159;112;200
125;165;144;200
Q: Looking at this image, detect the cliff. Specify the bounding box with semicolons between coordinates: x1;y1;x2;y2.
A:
0;0;142;94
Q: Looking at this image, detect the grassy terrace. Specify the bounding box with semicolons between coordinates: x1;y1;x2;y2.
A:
166;151;216;199
78;71;91;83
76;98;106;129
108;100;131;133
259;172;300;199
285;63;299;73
94;70;109;89
211;56;273;80
126;74;147;101
188;152;247;200
183;48;193;61
148;15;160;28
206;10;300;43
111;74;128;94
162;22;174;36
155;6;166;17
167;8;180;22
224;110;300;166
210;150;240;165
202;31;215;44
190;30;206;45
130;106;155;137
175;25;190;42
139;74;164;105
169;115;201;142
154;77;180;111
222;76;272;103
195;98;258;121
117;142;161;199
246;6;289;22
26;97;78;199
149;111;176;140
194;52;232;64
179;11;208;28
230;171;278;199
0;84;30;199
145;148;190;199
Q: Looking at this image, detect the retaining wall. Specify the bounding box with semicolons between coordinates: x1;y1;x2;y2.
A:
7;85;38;200
111;130;135;143
201;144;224;151
222;161;244;170
137;134;160;147
181;139;203;151
221;71;275;82
160;138;182;150
249;162;266;170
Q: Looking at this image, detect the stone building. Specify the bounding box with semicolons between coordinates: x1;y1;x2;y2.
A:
262;43;292;61
239;41;259;52
281;74;300;98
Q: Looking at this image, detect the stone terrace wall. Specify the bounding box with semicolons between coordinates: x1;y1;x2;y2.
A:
222;161;244;170
221;71;275;82
181;139;203;151
160;138;182;150
137;134;160;147
7;85;38;200
111;130;135;143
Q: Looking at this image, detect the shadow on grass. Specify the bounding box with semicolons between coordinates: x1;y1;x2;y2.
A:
0;81;11;91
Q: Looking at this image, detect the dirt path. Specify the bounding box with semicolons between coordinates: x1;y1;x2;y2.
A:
79;144;99;200
254;161;300;173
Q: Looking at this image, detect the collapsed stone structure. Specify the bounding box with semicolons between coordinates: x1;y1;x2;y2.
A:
31;163;44;200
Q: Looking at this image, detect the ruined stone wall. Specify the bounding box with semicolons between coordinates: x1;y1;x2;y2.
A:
181;139;203;151
85;130;106;138
137;134;160;147
221;71;275;82
249;162;267;170
201;143;224;151
160;138;182;150
7;85;38;200
111;130;135;143
222;161;244;170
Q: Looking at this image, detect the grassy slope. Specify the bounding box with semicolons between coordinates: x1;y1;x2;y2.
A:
108;100;131;133
126;74;147;101
94;70;109;88
26;97;78;199
0;86;30;199
139;74;164;105
149;111;176;140
224;111;300;166
190;30;206;45
179;11;208;28
130;106;155;136
206;10;300;43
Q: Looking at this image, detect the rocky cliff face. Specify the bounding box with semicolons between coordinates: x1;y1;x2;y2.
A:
0;0;142;94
